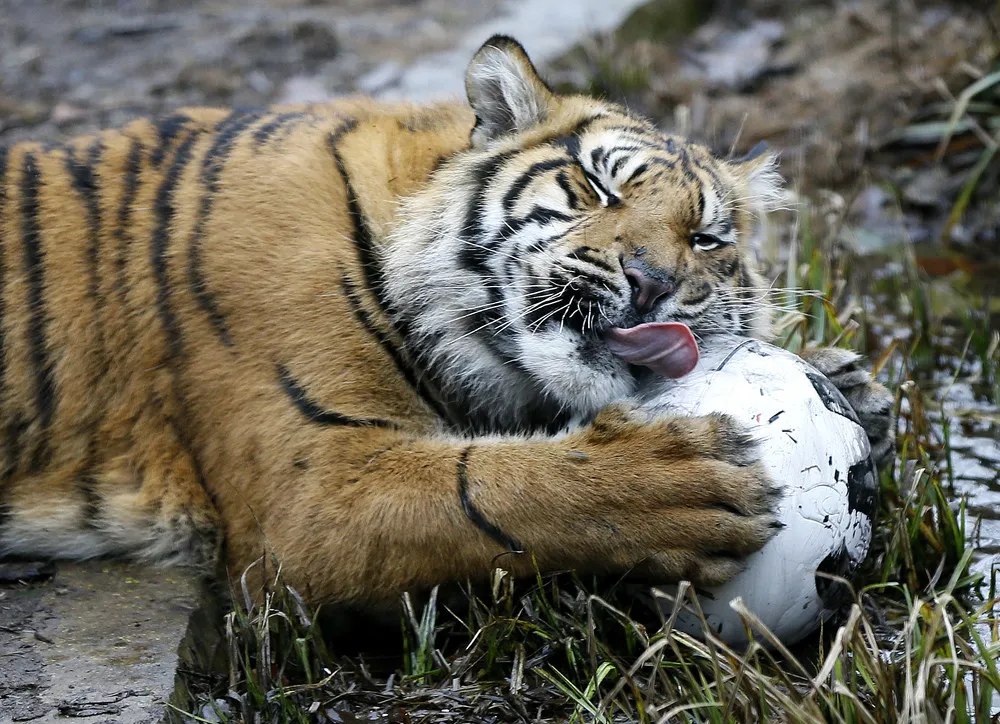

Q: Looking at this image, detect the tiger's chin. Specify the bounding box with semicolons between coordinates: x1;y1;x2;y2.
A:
512;325;640;423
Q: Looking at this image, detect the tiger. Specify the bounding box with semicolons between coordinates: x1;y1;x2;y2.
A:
0;36;894;605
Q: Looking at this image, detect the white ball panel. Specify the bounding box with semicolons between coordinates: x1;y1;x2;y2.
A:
638;337;875;646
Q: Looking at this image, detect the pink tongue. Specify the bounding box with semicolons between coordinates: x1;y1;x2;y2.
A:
604;322;699;378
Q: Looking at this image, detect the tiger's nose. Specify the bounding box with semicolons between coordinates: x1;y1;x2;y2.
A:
623;266;676;314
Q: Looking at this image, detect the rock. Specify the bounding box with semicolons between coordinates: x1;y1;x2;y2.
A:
0;561;203;723
901;166;952;209
0;560;56;583
356;62;402;95
614;0;717;43
683;20;786;91
50;102;88;126
233;18;339;75
277;75;332;105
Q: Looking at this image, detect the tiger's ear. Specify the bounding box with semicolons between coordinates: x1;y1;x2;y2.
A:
730;142;784;214
465;35;553;148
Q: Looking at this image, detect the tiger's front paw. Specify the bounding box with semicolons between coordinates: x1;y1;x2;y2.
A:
573;407;783;587
800;347;895;470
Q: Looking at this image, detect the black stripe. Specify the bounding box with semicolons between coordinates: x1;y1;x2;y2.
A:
145;128;225;562
681;287;711;307
77;438;102;530
548;114;605;157
20;153;57;468
152;131;202;361
502;158;569;212
0;418;25;532
329;120;446;414
555;170;579;210
65;141;110;527
457;446;524;553
601;124;658;137
524;227;574;255
499;205;574;240
566;266;612;291
151;113;191;168
66;138;106;342
679;148;697;184
457;152;513;274
1;417;26;484
253;112;305;146
693;156;724;196
114;137;144;305
277;364;398;428
647;157;677;173
610;149;643;178
625;162;648;184
590;146;607;171
583;169;611;200
188;110;265;348
484;180;577;256
340;276;454;425
328;119;396;317
568;246;617;274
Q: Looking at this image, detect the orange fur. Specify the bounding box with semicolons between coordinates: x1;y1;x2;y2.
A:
0;38;788;605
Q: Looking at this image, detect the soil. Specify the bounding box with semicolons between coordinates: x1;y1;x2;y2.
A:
0;562;202;723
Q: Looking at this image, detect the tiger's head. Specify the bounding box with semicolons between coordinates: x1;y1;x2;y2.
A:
384;36;784;433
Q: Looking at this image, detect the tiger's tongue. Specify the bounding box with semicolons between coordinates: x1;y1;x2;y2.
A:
603;322;699;379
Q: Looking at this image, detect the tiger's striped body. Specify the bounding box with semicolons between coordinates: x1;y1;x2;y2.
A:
0;38;893;605
0;100;476;573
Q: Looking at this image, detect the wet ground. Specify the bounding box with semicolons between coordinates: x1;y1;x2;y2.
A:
0;562;202;723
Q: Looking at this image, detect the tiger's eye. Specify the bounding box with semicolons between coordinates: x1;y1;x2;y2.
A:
691;232;725;252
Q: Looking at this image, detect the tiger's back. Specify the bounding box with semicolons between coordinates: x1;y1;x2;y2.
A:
0;100;471;569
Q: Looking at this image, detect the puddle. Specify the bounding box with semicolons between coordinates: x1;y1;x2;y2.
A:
934;390;1000;582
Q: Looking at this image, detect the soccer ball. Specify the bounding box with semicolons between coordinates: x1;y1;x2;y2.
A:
636;336;877;647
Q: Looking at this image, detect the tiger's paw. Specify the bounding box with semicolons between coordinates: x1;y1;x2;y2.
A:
576;406;784;587
800;347;895;470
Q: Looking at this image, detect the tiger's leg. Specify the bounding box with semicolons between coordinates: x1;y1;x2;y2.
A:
228;407;781;605
93;409;222;569
0;409;221;569
799;347;895;470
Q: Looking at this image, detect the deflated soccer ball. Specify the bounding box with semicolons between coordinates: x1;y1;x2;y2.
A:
636;335;877;647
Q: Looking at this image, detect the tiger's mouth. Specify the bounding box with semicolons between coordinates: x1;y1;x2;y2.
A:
603;322;700;379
